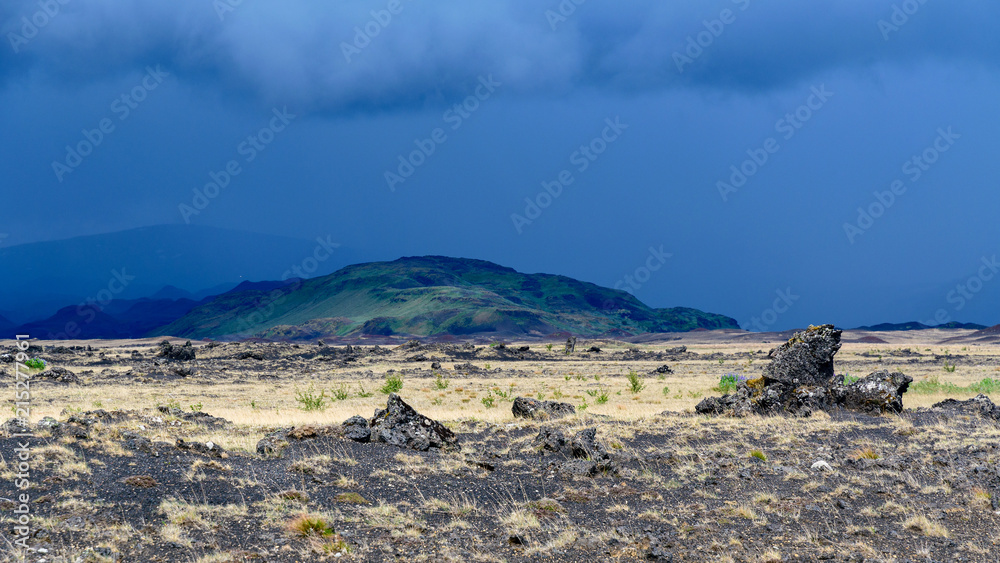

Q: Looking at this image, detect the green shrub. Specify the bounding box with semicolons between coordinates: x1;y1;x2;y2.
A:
295;385;328;411
379;374;404;395
357;385;373;398
481;394;496;408
331;385;350;401
189;403;203;412
434;373;449;390
749;450;767;462
626;370;644;394
24;358;45;370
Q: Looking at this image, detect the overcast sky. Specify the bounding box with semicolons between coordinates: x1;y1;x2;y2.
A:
2;0;999;330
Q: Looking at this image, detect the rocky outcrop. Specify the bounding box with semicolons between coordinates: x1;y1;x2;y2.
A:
931;394;1000;421
370;394;456;451
158;340;196;361
763;324;841;387
697;325;912;417
512;397;575;420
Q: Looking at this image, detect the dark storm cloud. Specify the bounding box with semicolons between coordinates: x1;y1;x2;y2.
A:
3;0;998;111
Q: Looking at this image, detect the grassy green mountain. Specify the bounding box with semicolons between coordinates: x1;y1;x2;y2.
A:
152;256;738;339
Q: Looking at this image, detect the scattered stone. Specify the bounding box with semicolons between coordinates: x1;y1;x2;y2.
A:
811;460;833;472
36;417;60;431
665;346;687;355
158;340;196;361
430;361;441;370
653;365;673;374
342;415;371;443
176;438;226;458
256;429;292;458
932;394;1000;421
587;346;601;353
512;397;575;420
1;417;30;436
33;367;80;384
369;394;457;451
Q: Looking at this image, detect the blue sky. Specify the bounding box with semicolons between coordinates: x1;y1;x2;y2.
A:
2;0;999;330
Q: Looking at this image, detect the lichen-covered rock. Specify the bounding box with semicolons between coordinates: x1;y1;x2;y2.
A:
1;417;30;436
512;397;575;420
842;370;912;414
535;427;566;452
256;429;291;457
763;324;842;387
370;394;456;451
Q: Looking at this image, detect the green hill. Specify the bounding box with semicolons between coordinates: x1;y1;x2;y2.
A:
152;256;738;339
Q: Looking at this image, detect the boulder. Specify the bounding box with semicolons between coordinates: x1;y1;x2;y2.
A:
256;429;292;457
841;370;912;414
570;428;609;461
763;324;842;387
370;394;456;451
342;415;371;443
512;397;575;420
534;427;566;452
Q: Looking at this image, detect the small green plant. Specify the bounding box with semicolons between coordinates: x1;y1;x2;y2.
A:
295;385;328;411
434;373;449;390
841;372;860;385
565;375;571;381
481;393;496;408
594;374;601;382
586;386;610;404
250;400;260;410
331;385;350;401
578;399;589;411
92;401;103;408
189;402;203;412
431;397;443;405
662;386;670;396
546;343;553;351
749;450;767;462
718;359;724;365
163;400;181;411
552;390;565;400
379;374;404;394
715;373;737;393
969;378;1000;393
854;447;880;460
943;361;956;373
492;384;515;401
687;390;703;399
536;391;546;400
626;370;645;394
484;363;491;370
24;358;45;370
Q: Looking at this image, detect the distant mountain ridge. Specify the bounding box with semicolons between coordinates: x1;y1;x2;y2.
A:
154;256;740;339
854;321;987;331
